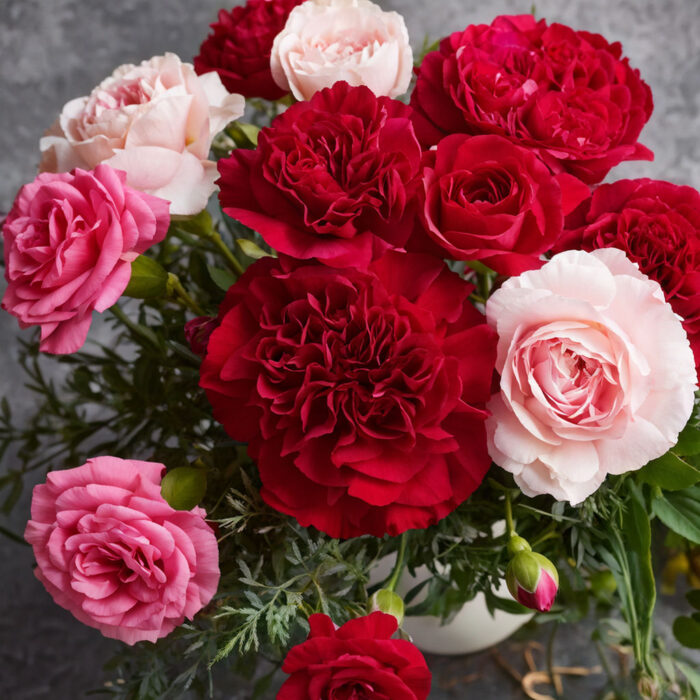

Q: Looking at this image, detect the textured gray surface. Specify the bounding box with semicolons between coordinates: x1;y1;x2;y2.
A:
0;0;699;698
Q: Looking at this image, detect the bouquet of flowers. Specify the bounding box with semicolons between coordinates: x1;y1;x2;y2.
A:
2;1;699;697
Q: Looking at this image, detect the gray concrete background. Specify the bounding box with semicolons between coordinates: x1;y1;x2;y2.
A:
1;0;699;697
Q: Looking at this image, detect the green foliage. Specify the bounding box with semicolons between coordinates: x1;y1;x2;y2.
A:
673;590;700;650
161;467;207;511
652;486;700;544
123;256;169;299
638;452;700;491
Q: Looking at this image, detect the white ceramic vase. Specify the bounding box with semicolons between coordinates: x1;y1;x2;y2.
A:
370;557;532;656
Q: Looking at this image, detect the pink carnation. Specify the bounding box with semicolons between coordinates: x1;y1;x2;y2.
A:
2;165;169;354
24;457;220;645
486;249;696;503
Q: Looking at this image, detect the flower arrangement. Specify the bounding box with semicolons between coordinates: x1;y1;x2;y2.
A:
2;1;699;698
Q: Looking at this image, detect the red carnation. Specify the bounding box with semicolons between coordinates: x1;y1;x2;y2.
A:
194;0;304;100
556;179;700;367
199;252;497;538
217;82;423;269
419;134;589;275
278;612;431;700
410;14;653;184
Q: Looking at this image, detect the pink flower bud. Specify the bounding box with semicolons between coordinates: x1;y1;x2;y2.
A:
506;551;559;612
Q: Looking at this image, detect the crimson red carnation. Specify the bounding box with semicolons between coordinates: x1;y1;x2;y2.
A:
278;612;431;700
556;179;700;367
419;134;589;275
410;14;653;184
199;252;497;538
217;82;422;269
194;0;304;100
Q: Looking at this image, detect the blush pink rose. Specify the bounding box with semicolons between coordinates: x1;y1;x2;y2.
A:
39;53;245;216
24;457;220;645
2;165;169;354
270;0;413;101
486;249;696;503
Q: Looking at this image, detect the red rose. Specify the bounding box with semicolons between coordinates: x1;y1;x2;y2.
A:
194;0;304;100
419;134;589;275
199;252;497;538
556;179;700;367
217;82;422;269
278;612;431;700
410;15;653;184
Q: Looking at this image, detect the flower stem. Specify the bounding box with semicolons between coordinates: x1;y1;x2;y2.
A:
109;304;159;347
167;273;206;315
385;533;409;593
209;230;245;277
505;490;516;538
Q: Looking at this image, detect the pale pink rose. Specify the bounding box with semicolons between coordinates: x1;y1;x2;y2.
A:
270;0;413;101
24;457;220;645
2;165;169;354
39;53;245;216
486;249;697;503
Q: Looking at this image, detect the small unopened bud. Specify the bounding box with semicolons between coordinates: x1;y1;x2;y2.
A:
369;589;405;625
184;316;218;356
506;550;559;613
637;674;661;699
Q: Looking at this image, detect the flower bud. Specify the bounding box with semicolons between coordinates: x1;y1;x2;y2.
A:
368;589;405;625
506;551;559;612
184;316;218;356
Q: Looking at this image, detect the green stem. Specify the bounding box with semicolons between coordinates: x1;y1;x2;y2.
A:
530;529;560;549
185;215;246;276
211;230;245;277
109;304;159;347
547;621;562;700
167;273;206;315
505;490;516;538
385;533;409;593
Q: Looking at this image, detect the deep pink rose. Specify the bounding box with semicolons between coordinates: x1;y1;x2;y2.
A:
200;252;497;538
217;81;422;268
556;179;700;368
410;15;653;184
194;0;305;100
2;165;169;354
24;457;220;645
278;612;431;700
419;134;589;275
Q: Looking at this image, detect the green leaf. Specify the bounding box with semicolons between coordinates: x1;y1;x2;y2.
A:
237;239;273;260
207;265;237;292
638;451;700;490
688;589;700;611
677;660;700;697
173;210;214;237
161;467;207;511
675;420;700;456
673;615;700;649
226;122;261;148
652;486;700;544
601;483;656;675
123;255;168;299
